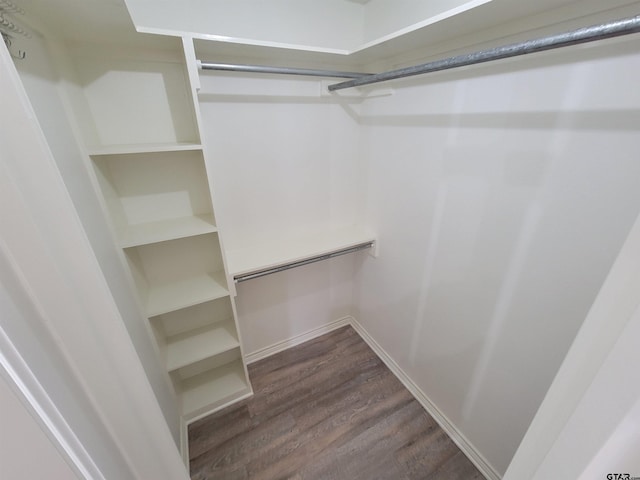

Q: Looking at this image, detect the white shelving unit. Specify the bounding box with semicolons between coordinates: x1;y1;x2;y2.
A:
67;47;251;433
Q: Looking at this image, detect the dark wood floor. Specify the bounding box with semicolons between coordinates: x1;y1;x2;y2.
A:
188;326;484;480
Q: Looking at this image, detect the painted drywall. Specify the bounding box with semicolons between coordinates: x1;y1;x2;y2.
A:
501;208;640;479
0;374;80;480
536;302;640;479
352;36;640;474
234;256;357;356
504;198;640;478
0;250;129;480
13;32;180;441
197;73;362;355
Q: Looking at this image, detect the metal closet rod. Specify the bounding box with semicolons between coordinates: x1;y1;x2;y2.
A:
199;61;369;79
329;14;640;91
234;241;374;283
197;15;640;89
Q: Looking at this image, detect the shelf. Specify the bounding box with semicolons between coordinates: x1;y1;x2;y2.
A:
118;214;217;248
179;360;249;417
72;57;199;147
87;142;203;156
64;48;251;424
151;297;233;337
226;226;376;279
146;271;229;317
166;319;239;372
91;150;215;239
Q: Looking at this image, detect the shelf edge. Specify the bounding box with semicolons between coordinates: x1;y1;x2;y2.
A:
87;142;203;156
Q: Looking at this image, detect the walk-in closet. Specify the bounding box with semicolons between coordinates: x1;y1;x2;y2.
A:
2;0;640;479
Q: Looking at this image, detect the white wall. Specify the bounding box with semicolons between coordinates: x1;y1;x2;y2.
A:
352;37;640;474
234;256;356;355
194;33;640;475
503;209;640;479
198;72;362;355
0;374;80;480
13;32;180;441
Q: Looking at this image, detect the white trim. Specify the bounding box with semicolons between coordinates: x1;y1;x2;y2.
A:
349;317;501;480
0;324;105;480
179;416;189;467
244;316;351;364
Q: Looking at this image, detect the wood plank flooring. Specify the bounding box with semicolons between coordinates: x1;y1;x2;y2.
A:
188;326;484;480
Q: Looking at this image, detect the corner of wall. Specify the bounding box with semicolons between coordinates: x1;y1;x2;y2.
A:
348;316;502;480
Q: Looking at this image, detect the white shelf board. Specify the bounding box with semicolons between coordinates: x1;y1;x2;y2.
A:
188;1;627;67
180;360;248;417
146;271;228;317
166;320;239;372
119;214;217;248
226;226;376;278
87;142;203;156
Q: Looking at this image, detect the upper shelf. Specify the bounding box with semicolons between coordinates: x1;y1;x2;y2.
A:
142;0;630;69
69;55;200;148
226;226;376;281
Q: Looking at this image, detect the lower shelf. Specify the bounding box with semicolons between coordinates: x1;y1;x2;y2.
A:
166;319;239;372
179;359;249;418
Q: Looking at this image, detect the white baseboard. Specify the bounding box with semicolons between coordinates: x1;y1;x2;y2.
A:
179;416;189;467
244;316;351;364
349;317;501;480
241;314;500;480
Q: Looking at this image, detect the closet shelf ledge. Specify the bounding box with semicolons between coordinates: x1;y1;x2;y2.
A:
87;142;203;156
226;226;376;283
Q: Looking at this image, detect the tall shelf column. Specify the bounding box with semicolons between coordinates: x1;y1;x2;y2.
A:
63;42;252;454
